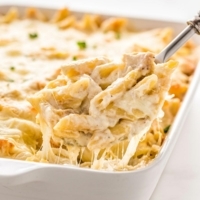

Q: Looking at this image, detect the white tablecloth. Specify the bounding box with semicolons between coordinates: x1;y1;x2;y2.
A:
1;1;200;199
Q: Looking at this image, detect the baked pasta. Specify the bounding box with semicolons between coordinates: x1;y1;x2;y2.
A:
0;7;199;170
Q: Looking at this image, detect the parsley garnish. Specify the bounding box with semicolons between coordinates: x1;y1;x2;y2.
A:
29;33;38;39
164;125;171;133
115;32;121;39
77;41;87;50
10;66;15;71
72;56;77;61
7;79;14;82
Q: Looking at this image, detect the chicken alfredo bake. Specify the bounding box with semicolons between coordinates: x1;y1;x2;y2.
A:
0;7;199;171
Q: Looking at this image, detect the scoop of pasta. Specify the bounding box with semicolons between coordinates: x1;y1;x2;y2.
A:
28;52;177;169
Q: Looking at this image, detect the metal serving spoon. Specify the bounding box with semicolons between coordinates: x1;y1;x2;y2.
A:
155;11;200;63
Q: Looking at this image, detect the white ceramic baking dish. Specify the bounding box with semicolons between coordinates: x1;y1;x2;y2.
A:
0;4;200;200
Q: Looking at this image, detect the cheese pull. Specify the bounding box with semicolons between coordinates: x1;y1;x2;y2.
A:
28;52;177;167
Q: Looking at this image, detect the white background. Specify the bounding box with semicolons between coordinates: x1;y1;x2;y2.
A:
1;0;200;22
1;0;200;199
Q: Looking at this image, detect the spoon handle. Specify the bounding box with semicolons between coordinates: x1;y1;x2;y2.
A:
155;11;200;63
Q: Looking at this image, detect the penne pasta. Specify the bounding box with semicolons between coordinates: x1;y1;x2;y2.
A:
0;7;198;171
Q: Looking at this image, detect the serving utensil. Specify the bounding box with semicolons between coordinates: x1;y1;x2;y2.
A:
155;11;200;63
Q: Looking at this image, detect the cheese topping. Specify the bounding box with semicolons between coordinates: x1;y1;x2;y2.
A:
0;7;199;171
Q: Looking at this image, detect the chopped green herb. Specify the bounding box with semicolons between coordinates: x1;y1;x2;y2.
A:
29;33;38;39
10;66;15;71
77;41;87;50
72;56;77;61
164;125;171;133
7;79;14;82
115;32;121;39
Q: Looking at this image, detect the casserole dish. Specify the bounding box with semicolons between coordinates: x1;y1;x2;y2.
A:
0;4;200;200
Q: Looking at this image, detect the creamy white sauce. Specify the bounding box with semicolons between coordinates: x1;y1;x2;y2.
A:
0;18;176;170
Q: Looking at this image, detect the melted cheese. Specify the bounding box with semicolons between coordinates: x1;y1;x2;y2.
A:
0;8;198;171
28;52;177;170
